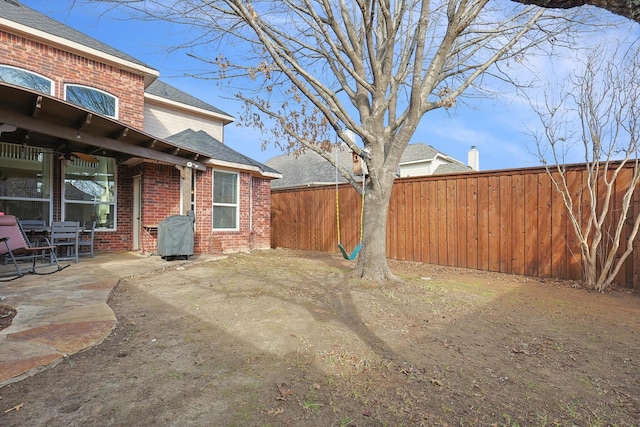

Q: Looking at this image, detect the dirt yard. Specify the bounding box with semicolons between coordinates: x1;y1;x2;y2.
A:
1;249;639;426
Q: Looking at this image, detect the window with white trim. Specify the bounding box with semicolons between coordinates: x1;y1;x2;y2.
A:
0;143;52;221
63;156;116;229
0;65;54;95
64;84;118;118
212;170;238;230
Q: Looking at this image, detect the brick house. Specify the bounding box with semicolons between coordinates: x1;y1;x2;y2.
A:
0;0;281;254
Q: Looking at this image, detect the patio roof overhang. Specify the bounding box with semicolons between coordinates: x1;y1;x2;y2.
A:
0;83;207;170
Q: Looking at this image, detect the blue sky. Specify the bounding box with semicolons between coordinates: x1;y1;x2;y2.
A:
18;0;640;171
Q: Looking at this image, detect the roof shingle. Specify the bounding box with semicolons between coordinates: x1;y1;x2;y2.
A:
145;80;233;119
0;0;154;69
166;129;280;177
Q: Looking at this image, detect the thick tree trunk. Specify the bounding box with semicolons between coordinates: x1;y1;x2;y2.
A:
511;0;640;23
353;171;398;283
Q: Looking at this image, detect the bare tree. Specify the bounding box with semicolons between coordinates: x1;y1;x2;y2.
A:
512;0;640;23
86;0;584;282
530;43;640;291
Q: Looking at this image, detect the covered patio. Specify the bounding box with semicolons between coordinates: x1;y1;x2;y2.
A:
0;82;207;253
0;252;224;387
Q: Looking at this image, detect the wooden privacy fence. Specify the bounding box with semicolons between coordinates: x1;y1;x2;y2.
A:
271;164;640;289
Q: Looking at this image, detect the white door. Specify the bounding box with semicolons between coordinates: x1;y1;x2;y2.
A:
133;174;141;250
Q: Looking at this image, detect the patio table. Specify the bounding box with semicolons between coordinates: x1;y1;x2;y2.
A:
21;224;85;262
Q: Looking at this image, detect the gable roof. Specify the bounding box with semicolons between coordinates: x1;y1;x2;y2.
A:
433;162;471;174
400;143;441;163
402;142;471;173
145;80;234;123
166;129;281;179
265;145;359;190
0;0;158;82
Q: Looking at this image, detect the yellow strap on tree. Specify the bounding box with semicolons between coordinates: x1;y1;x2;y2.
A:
335;170;365;260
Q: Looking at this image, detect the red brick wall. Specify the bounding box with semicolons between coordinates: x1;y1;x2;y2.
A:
194;171;272;254
194;168;214;253
0;30;145;128
250;176;272;249
141;164;182;225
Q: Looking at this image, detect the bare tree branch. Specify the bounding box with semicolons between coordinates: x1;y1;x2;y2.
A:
530;42;640;291
511;0;640;23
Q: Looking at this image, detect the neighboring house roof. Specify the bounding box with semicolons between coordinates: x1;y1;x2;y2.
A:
145;80;234;123
400;143;470;172
266;143;471;189
265;145;359;190
0;0;158;81
433;162;471;174
400;143;441;163
166;129;281;179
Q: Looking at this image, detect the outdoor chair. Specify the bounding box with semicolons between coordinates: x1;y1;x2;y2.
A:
3;219;47;265
78;220;96;258
19;219;47;243
50;221;80;263
17;219;48;263
0;215;67;281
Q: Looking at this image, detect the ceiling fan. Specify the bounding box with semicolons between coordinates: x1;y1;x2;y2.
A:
58;150;99;163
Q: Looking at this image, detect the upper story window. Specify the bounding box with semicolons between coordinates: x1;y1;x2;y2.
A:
64;84;118;118
0;65;54;95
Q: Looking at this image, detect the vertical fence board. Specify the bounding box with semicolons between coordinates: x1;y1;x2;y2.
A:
524;173;539;277
321;188;333;252
487;176;500;272
446;180;458;266
397;182;408;260
499;175;512;273
326;188;335;251
427;180;438;264
336;185;357;254
537;173;553;278
457;178;468;268
418;181;429;264
402;182;411;260
550;171;567;278
477;176;490;271
564;171;582;280
467;177;478;270
411;182;422;262
511;174;525;275
437;180;448;265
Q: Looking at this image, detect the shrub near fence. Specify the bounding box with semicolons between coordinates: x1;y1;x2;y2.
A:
271;165;640;289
